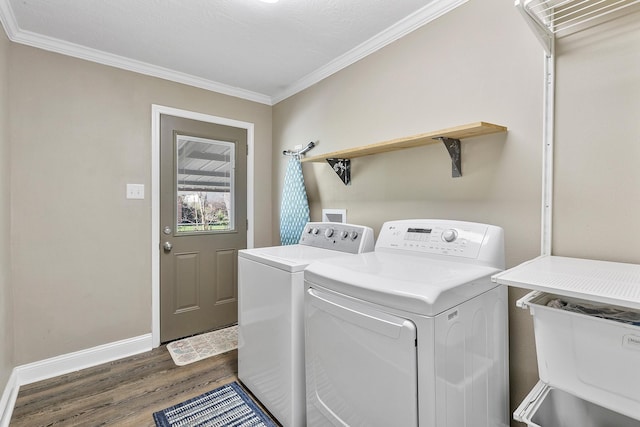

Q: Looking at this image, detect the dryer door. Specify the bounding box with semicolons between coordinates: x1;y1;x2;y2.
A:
305;286;418;427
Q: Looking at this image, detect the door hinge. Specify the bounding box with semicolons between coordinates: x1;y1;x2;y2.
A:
246;219;249;230
246;142;249;156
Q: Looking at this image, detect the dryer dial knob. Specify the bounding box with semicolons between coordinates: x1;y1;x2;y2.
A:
340;230;349;239
442;229;458;242
312;228;320;235
349;231;359;241
324;228;334;238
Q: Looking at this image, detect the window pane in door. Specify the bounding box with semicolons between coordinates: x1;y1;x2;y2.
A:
176;134;235;233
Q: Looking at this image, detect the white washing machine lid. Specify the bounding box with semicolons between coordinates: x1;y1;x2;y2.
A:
239;245;359;273
304;251;502;316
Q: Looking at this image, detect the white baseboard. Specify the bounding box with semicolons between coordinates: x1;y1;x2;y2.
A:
0;334;152;425
0;369;18;427
16;333;152;386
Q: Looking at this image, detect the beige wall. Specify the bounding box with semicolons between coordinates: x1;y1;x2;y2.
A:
273;0;640;423
8;44;272;364
1;0;636;423
553;11;640;264
0;29;13;391
273;0;544;421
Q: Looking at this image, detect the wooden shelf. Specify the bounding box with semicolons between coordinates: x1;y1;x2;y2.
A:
301;122;507;163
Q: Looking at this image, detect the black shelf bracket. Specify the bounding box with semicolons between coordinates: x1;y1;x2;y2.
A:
326;158;351;185
436;137;462;178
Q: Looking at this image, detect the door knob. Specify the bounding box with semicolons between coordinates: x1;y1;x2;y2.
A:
163;241;173;251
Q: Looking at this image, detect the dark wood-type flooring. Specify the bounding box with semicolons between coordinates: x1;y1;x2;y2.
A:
9;346;271;426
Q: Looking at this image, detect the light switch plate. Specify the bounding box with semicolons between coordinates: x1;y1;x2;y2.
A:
126;184;144;199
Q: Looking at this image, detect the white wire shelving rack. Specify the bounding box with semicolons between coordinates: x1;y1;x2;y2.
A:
516;0;640;54
515;0;640;256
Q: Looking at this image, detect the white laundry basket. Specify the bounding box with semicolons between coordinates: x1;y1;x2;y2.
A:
493;255;640;425
518;291;640;421
515;380;640;427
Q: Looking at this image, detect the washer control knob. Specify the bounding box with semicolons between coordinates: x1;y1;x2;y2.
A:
349;231;359;241
442;229;458;242
340;230;349;239
307;227;313;234
324;228;334;238
312;228;319;235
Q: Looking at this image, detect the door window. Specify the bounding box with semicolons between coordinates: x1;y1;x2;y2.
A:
176;134;235;233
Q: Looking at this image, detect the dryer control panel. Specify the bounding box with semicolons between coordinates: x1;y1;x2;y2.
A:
299;222;375;254
376;219;504;268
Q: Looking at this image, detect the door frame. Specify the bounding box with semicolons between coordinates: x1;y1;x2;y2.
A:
151;104;255;348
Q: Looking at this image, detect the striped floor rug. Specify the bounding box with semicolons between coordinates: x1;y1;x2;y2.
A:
153;382;277;427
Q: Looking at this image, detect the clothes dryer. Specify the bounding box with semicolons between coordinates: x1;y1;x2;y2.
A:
238;222;374;427
304;219;509;427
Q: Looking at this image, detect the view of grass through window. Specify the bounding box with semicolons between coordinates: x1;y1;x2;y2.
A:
177;191;231;232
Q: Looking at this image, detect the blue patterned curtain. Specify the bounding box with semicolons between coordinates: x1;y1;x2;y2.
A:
280;157;310;245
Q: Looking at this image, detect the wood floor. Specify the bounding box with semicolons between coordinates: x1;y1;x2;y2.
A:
9;346;253;426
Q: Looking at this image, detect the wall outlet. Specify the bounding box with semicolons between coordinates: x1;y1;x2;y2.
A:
126;184;145;200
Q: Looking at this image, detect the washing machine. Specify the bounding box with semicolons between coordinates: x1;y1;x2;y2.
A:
238;222;374;427
304;219;509;427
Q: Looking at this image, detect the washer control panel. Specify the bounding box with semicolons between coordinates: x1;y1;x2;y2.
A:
299;222;374;254
376;219;504;264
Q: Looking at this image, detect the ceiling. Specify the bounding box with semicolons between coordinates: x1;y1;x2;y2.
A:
0;0;466;105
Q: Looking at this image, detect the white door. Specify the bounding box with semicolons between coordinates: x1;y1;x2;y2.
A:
305;286;418;427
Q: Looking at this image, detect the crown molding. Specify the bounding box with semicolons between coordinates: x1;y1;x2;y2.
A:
0;0;17;38
0;0;467;106
9;29;272;105
271;0;468;104
0;0;272;105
